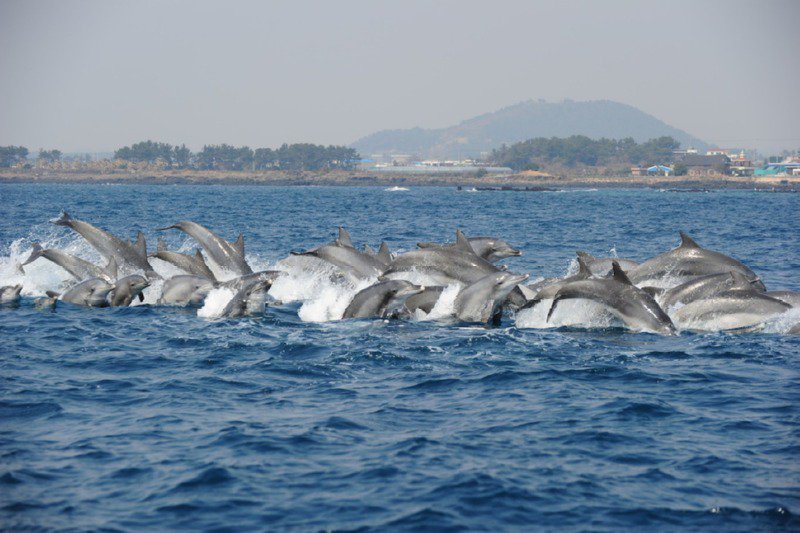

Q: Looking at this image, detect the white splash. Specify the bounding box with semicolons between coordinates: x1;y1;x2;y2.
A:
197;287;236;318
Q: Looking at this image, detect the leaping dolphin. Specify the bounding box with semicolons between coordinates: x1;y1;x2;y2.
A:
655;271;762;311
150;238;216;281
51;212;158;279
22;242;117;282
672;286;791;331
342;280;424;319
454;272;529;323
0;284;23;304
158;275;216;307
158;221;252;276
575;251;638;277
109;275;150;306
626;232;762;288
547;262;676;335
48;278;116;307
417;235;521;263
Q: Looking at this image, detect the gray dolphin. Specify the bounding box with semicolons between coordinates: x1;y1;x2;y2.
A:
417;235;521;263
158;275;216;306
22;242;117;282
789;323;800;335
547;262;676;335
766;291;800;308
48;278;115;307
0;284;23;304
158;221;252;276
220;278;276;318
34;296;57;310
342;280;424;319
386;230;500;285
672;288;791;331
454;272;529;323
150;238;216;280
336;227;354;248
657;271;763;311
109;275;150;306
51;212;158;279
292;244;386;280
575;251;638;277
626;232;762;288
216;270;282;292
522;255;593;309
403;286;446;316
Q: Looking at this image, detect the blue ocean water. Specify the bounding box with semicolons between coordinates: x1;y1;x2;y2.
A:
1;184;798;531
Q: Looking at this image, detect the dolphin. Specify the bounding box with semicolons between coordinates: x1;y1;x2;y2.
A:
0;284;23;304
158;275;216;306
417;235;521;263
158;221;252;276
150;238;216;280
453;272;528;323
22;242;117;282
386;230;500;285
575;251;638;277
109;275;150;306
765;291;800;308
789;323;800;335
34;296;57;310
48;278;115;307
220;278;275;318
216;270;283;292
672;288;791;331
547;262;676;335
336;226;354;248
375;242;392;266
521;255;594;309
657;271;763;311
626;232;763;288
342;280;424;319
403;286;446;316
363;244;376;255
51;212;158;279
292;245;386;280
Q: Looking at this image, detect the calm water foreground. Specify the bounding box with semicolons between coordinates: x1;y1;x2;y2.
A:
1;184;799;530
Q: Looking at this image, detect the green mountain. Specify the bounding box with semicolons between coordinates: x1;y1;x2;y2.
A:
352;99;708;159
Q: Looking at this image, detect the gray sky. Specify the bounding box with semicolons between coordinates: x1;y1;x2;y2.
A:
1;0;798;154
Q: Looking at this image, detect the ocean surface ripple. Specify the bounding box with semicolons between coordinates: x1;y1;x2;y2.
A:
1;184;798;530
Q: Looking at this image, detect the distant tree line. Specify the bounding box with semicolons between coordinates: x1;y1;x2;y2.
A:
0;146;29;167
488;135;681;170
112;140;359;171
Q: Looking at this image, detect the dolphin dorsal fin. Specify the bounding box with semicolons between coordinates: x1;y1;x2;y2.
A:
611;261;632;285
378;242;391;263
103;257;118;281
729;270;751;288
232;234;245;255
576;251;595;262
157;237;167;253
454;230;474;254
134;231;147;259
679;232;701;249
576;255;592;278
363;244;375;255
337;227;354;248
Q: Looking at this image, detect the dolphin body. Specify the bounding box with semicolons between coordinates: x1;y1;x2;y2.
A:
22;242;118;282
220;278;275;318
48;278;115;307
342;280;424;319
672;288;791;331
158;275;216;306
766;291;800;308
521;255;594;309
655;271;762;311
51;212;158;279
385;230;501;285
626;232;762;288
575;251;638;277
150;238;217;280
403;286;446;316
293;244;386;280
454;272;529;323
0;284;23;304
158;221;252;276
547;262;676;335
417;236;521;263
109;275;150;306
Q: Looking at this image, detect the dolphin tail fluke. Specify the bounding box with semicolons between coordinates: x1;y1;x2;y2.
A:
611;261;633;285
337;227;353;248
134;231;147;259
378;242;391;263
679;231;701;249
51;211;72;226
21;242;45;266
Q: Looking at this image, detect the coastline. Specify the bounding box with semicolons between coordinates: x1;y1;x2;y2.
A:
1;168;798;190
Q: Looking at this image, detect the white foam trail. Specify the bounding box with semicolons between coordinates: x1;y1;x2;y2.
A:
419;283;461;321
761;307;800;334
516;298;616;329
197;287;236;318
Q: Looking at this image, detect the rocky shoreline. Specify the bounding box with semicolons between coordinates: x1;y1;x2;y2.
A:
1;169;798;190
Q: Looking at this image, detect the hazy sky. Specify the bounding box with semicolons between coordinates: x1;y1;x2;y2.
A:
1;0;798;154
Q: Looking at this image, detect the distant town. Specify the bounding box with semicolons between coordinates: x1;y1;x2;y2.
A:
1;136;798;184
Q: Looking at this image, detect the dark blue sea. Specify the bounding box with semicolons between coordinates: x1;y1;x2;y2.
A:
1;184;798;531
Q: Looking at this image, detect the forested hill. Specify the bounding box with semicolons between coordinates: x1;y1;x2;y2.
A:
352;99;708;159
